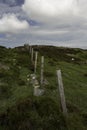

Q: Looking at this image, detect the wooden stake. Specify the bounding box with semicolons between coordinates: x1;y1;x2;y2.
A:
31;48;33;62
40;56;44;86
30;46;32;54
34;51;38;74
57;70;67;116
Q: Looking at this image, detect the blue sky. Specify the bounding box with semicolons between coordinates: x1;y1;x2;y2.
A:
0;0;87;48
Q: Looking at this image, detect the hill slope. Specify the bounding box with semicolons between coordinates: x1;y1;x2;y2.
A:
0;45;87;130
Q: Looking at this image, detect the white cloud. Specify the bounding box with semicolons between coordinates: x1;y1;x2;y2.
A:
22;0;79;23
0;14;29;33
0;0;87;49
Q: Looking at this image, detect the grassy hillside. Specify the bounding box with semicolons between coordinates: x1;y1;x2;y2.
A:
0;45;87;130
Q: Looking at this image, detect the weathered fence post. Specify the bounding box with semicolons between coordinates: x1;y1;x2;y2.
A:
57;70;67;116
31;48;34;62
29;46;32;54
40;56;44;86
34;51;38;74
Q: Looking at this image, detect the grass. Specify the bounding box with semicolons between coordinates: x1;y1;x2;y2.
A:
0;45;87;129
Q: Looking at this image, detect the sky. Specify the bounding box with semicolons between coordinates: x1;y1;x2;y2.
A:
0;0;87;48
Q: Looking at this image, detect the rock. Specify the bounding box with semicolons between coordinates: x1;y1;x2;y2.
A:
34;88;44;96
27;78;30;81
43;79;49;85
0;63;9;70
71;58;75;61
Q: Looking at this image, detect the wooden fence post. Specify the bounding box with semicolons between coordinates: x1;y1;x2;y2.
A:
31;48;34;62
30;46;32;54
40;56;44;86
34;51;38;74
57;70;67;116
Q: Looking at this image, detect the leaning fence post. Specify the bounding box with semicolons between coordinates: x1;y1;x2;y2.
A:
34;51;38;74
40;56;44;86
57;70;67;116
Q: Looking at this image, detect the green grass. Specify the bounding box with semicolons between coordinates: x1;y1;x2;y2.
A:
0;45;87;130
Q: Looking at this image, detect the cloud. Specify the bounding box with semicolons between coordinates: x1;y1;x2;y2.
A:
22;0;79;23
0;0;87;49
0;14;29;33
21;0;87;48
0;0;24;6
